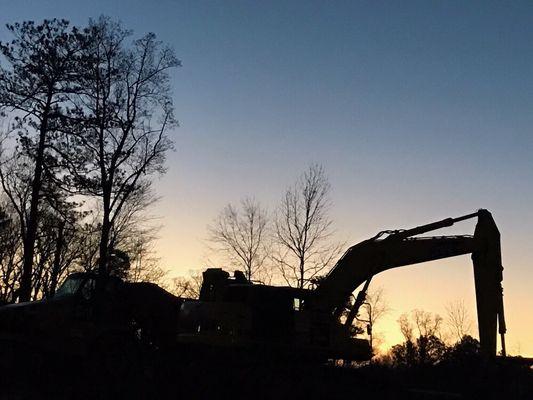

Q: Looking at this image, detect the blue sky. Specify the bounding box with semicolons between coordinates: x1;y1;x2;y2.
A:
1;0;532;353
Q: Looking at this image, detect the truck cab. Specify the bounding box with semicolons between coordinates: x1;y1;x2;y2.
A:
0;272;131;357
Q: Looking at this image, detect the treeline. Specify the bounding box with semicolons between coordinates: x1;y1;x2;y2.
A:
379;308;484;366
0;17;179;303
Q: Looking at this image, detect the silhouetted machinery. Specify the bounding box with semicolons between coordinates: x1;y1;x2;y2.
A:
0;209;506;366
0;272;182;363
177;209;506;360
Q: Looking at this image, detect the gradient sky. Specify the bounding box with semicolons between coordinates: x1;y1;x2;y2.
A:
1;1;532;355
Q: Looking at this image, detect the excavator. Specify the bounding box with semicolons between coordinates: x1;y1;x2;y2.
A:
176;209;506;361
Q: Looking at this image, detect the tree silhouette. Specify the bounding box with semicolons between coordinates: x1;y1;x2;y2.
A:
56;16;179;276
208;197;269;281
273;164;343;288
446;299;473;342
358;286;390;350
393;309;447;366
0;204;21;303
0;19;87;301
172;271;202;298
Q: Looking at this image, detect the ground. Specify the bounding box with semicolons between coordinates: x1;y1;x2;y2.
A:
2;351;532;399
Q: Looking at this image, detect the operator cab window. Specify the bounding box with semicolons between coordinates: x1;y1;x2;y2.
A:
55;276;84;298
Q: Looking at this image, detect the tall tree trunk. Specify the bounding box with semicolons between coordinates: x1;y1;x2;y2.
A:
98;183;112;276
19;93;52;302
299;257;305;289
49;222;65;297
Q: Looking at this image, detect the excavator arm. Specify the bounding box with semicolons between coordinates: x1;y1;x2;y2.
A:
312;209;505;357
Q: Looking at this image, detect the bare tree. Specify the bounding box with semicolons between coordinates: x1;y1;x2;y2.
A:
32;208;84;298
172;271;203;298
273;164;343;288
398;313;414;341
445;299;473;342
364;287;390;331
398;309;443;340
124;232;167;286
394;309;447;366
0;139;86;300
413;309;443;338
75;218;105;272
118;219;168;286
358;287;390;350
0;189;88;302
208;197;268;281
63;17;179;275
72;186;168;286
0;19;86;301
0;203;22;303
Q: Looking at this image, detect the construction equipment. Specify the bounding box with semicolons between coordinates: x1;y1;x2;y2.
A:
0;272;182;361
0;209;506;365
177;209;506;361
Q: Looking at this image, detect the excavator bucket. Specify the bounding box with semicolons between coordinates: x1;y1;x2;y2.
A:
472;209;506;357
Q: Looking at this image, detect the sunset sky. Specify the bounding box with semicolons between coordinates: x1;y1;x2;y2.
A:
2;1;532;355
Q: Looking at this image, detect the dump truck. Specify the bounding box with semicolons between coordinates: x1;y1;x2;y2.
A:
0;271;182;377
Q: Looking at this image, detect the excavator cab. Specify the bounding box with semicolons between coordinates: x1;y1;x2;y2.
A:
177;268;372;361
180;269;310;345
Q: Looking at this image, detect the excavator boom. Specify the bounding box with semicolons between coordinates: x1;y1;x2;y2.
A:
312;209;505;357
